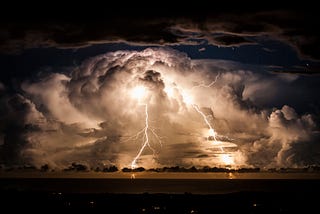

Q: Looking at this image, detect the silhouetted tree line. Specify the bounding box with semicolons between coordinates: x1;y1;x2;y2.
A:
95;165;119;172
2;163;320;173
121;166;261;173
122;167;146;172
64;163;88;172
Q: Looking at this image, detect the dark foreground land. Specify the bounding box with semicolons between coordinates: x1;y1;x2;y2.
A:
1;178;320;213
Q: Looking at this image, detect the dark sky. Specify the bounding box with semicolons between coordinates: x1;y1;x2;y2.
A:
1;4;320;169
1;6;320;110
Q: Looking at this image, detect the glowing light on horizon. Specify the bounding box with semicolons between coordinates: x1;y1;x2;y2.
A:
220;154;234;165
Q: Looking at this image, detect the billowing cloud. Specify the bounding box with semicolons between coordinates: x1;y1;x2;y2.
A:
0;48;318;169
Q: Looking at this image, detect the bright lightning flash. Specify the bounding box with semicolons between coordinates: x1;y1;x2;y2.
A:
187;74;242;167
192;104;224;152
220;154;234;165
179;74;225;153
128;73;236;168
192;105;217;141
208;128;215;136
129;86;162;169
131;86;147;100
131;103;149;169
163;78;222;148
182;92;193;105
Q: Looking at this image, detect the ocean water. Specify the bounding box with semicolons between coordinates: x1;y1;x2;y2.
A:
1;173;320;212
1;172;320;194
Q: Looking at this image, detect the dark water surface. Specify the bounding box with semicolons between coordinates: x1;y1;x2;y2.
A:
1;176;320;213
1;178;320;194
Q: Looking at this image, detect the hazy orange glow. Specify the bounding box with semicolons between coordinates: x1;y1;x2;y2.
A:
220;154;234;165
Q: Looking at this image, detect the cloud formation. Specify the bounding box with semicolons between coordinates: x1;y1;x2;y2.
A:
1;9;319;61
0;48;318;169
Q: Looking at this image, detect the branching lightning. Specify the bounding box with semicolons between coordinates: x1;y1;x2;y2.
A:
180;73;225;153
128;71;234;168
164;73;222;149
131;104;149;169
192;105;216;140
192;104;224;152
189;73;238;167
129;86;162;169
191;72;220;90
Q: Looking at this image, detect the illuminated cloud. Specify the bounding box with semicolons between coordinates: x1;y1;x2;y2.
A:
0;48;319;169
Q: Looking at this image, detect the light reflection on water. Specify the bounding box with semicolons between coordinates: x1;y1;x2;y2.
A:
228;172;235;179
131;173;136;179
1;171;320;179
119;172;320;180
1;173;320;194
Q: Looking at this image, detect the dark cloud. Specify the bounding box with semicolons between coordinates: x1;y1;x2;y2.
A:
0;94;43;165
0;19;180;54
1;9;320;61
208;34;254;47
270;64;320;75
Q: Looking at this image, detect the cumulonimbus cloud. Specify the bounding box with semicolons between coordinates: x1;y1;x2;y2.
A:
0;48;318;169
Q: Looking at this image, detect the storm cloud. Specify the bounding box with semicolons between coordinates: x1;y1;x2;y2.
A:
0;48;318;169
1;8;320;61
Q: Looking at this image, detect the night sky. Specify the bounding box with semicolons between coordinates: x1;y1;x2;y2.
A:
1;4;320;170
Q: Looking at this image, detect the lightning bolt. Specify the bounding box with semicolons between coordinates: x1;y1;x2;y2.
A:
174;72;224;152
188;73;241;167
191;72;220;89
124;86;163;169
130;103;162;169
192;104;224;152
131;104;149;169
165;75;222;147
192;104;216;141
128;72;231;168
